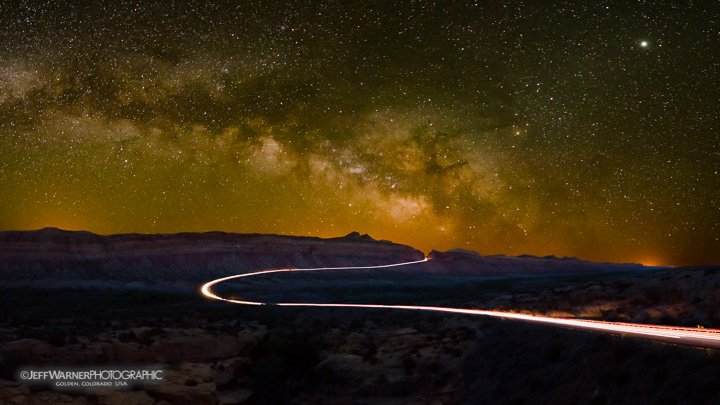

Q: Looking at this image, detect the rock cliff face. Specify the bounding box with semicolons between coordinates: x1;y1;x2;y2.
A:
0;228;644;282
426;248;644;274
0;228;425;281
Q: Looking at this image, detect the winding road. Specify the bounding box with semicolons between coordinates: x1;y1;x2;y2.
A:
201;258;720;349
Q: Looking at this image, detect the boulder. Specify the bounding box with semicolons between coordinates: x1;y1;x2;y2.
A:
26;390;87;404
1;338;56;363
89;390;156;405
101;342;157;364
212;357;251;386
145;363;217;405
151;330;242;363
218;389;253;405
0;380;30;405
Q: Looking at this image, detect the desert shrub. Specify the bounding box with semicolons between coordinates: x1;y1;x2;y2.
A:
0;353;22;380
614;339;638;361
249;333;320;401
529;376;544;391
403;356;417;374
507;396;526;405
544;340;564;362
118;331;136;342
43;327;67;347
643;285;662;302
615;370;632;386
589;393;608;405
362;340;378;361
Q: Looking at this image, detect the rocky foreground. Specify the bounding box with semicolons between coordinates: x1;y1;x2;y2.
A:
5;229;716;404
0;286;486;405
2;281;720;405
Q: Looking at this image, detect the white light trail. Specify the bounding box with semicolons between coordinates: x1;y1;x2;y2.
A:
200;258;720;348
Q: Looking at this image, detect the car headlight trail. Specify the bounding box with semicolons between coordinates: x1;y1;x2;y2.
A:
201;258;720;348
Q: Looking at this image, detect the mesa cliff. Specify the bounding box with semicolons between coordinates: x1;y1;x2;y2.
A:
426;248;644;275
0;228;424;281
0;228;644;283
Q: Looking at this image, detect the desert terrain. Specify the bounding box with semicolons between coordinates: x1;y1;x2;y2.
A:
1;229;719;404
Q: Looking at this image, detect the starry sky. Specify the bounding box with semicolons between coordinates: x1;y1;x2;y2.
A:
1;1;718;266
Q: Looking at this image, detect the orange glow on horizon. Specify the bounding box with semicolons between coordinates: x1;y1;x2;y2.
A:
637;255;667;267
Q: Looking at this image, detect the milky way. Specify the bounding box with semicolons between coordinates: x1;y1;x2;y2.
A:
1;1;718;266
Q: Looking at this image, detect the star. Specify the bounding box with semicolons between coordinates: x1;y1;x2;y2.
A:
0;1;717;266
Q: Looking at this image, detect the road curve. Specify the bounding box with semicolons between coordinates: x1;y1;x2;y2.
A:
200;258;720;349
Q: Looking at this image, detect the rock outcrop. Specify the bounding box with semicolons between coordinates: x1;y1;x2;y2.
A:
426;249;644;275
1;338;57;363
0;229;646;284
0;228;425;281
144;363;217;405
100;328;264;364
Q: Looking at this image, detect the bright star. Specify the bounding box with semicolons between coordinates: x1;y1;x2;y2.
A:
640;41;648;48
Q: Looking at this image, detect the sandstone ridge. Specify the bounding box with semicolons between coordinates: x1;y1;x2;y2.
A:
426;248;644;274
0;228;424;281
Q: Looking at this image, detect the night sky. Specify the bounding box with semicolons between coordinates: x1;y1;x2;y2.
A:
1;1;718;266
